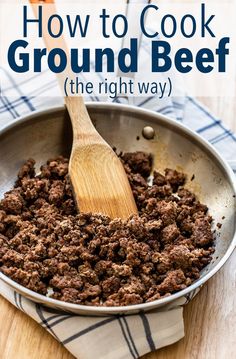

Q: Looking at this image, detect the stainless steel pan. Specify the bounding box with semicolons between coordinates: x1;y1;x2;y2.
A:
0;103;235;315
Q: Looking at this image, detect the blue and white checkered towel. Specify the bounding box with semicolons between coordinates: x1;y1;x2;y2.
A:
1;62;236;359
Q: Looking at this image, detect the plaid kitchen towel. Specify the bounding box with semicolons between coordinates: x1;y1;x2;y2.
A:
1;32;236;359
0;279;188;359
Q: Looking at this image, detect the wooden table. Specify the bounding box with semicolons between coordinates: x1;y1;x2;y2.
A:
0;97;235;359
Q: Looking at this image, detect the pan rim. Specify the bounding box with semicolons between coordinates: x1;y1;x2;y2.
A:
0;102;235;314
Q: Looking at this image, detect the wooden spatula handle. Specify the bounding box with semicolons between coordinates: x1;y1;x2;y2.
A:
64;97;99;141
30;1;92;137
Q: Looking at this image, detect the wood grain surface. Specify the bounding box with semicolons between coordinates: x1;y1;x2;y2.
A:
0;97;235;359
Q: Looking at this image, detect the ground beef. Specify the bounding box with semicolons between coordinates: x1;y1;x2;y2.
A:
0;153;215;306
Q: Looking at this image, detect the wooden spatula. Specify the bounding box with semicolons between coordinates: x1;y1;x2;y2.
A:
30;1;137;218
65;96;137;218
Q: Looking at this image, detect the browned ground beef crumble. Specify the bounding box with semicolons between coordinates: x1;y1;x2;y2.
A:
0;152;214;306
